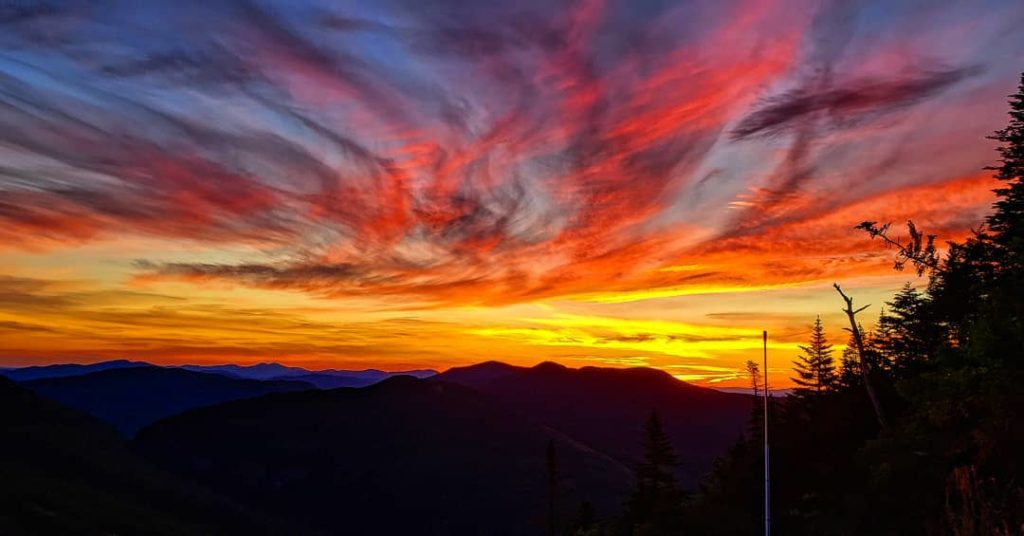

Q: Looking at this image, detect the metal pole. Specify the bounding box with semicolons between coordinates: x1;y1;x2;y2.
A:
762;330;771;536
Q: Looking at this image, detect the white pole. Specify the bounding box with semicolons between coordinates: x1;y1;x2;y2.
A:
762;330;771;536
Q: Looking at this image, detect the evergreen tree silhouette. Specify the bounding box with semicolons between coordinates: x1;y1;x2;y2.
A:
838;332;862;388
973;72;1024;361
624;410;685;534
875;283;935;375
688;70;1024;534
792;316;836;394
988;72;1024;266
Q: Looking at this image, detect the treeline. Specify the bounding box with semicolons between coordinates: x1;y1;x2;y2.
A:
559;73;1024;535
684;73;1024;535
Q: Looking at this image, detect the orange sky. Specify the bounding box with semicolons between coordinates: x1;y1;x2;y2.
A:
1;0;1022;387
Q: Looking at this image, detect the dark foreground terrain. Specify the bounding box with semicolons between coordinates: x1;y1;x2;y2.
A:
1;361;750;535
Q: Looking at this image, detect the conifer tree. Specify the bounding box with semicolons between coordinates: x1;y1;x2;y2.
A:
839;335;862;388
625;410;684;533
988;73;1024;267
977;72;1024;361
870;309;896;372
792;316;836;394
875;283;935;375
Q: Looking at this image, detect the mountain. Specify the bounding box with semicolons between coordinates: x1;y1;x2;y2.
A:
0;377;287;535
0;359;149;381
270;371;385;389
436;360;526;385
23;366;314;436
178;362;310;380
180;362;438;387
136;376;633;535
267;368;438;388
435;361;753;487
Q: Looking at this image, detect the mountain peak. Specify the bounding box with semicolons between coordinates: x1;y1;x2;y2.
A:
434;360;526;386
532;361;569;372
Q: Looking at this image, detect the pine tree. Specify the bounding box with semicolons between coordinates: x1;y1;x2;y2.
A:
975;73;1024;362
988;73;1024;267
870;308;896;372
624;410;684;533
792;316;837;394
874;283;936;375
839;335;862;388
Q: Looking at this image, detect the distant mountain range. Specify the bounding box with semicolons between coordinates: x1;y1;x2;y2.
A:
2;360;439;436
1;360;437;385
3;358;754;534
0;359;149;381
178;362;438;388
23;366;314;436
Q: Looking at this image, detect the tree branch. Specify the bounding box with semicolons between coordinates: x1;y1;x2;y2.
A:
856;220;939;276
833;283;888;429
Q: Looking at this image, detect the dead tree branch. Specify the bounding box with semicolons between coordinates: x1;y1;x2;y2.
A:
834;283;888;429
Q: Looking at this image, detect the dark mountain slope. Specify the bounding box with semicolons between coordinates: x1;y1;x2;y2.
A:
24;366;313;436
437;360;527;385
1;359;148;381
136;376;632;536
0;377;288;535
436;361;753;487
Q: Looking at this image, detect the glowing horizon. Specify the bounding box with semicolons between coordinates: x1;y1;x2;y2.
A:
2;0;1022;387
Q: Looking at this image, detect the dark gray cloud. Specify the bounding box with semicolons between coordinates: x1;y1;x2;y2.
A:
732;67;982;140
134;260;368;285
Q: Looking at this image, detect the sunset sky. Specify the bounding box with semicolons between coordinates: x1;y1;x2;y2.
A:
1;0;1022;387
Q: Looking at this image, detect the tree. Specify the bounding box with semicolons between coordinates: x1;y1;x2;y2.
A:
834;283;888;428
874;283;935;375
624;410;685;534
688;71;1024;535
745;360;762;397
791;316;836;394
857;220;938;276
978;72;1024;363
988;72;1024;267
858;75;1024;362
838;335;862;388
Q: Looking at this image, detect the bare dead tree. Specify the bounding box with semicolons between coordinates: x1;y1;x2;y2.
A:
833;283;888;429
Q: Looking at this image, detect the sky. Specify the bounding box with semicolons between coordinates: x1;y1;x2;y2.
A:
1;0;1022;387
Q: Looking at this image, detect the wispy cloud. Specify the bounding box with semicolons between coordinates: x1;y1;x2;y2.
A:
0;0;1021;383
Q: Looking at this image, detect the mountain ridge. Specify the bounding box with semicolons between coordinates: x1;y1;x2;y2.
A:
24;367;315;436
435;360;753;487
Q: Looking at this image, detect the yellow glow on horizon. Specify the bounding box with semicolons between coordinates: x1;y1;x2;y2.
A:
0;228;933;390
573;281;804;304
